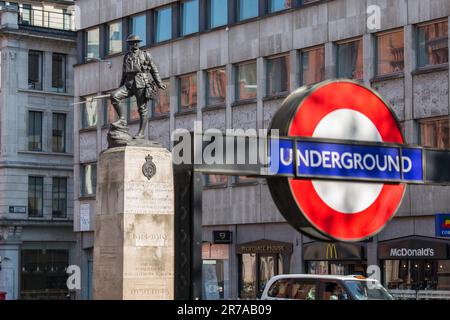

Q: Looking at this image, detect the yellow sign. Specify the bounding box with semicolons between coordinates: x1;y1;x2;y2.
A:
326;244;338;260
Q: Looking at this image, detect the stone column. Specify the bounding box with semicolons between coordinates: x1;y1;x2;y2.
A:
93;146;174;300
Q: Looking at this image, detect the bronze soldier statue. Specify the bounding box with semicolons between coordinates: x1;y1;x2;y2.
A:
108;34;166;146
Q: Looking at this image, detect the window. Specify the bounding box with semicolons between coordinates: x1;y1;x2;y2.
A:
20;3;31;25
81;164;97;197
234;176;257;185
237;0;259;21
376;30;404;76
417;20;448;68
267;55;290;95
337;39;363;80
81;96;98;129
268;0;292;13
206;68;227;106
236;61;257;101
301;46;325;86
52;177;67;218
155;6;172;43
131;14;147;46
52;113;66;153
152;79;171;116
205;175;228;187
86;28;100;59
209;0;228;28
28;111;42;151
28;176;43;217
108;21;122;55
181;0;199;36
52;53;66;92
28;50;43;90
267;279;317;300
320;281;349;300
419;117;449;150
179;73;197;111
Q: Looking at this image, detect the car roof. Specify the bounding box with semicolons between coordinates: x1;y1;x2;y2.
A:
267;274;374;282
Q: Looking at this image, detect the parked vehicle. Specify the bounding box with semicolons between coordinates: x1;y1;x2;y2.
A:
261;274;394;300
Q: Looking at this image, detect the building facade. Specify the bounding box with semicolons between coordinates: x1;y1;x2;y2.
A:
0;1;76;300
73;0;450;300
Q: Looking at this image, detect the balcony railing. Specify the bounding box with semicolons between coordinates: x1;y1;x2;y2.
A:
18;8;74;31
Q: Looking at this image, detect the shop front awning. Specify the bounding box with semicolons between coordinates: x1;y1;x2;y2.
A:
378;236;450;260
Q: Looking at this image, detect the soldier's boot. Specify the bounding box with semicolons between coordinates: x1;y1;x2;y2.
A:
134;109;148;139
110;96;127;127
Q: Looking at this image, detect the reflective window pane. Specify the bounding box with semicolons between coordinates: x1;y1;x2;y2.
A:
82;96;98;128
267;55;290;95
52;113;66;153
419;117;449;150
153;79;171;115
28;176;43;217
128;96;139;122
236;62;257;100
28;50;43;90
418;20;448;68
81;164;97;197
179;74;197;111
182;0;199;36
301;47;325;86
205;175;228;186
377;30;404;75
238;0;259;21
108;21;123;55
52;177;67;218
52;53;66;92
28;111;42;151
155;6;172;42
269;0;291;13
206;68;227;106
210;0;228;28
337;39;363;80
240;253;257;299
86;28;100;59
131;14;147;46
104;94;119;126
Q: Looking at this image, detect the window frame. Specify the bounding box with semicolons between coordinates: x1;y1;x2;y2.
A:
28;110;43;152
154;5;173;43
52;177;68;219
336;37;364;80
28;176;44;218
106;20;123;56
374;28;405;77
80;163;97;198
205;67;227;108
85;27;100;60
416;18;449;69
51;52;67;93
266;53;291;97
28;50;43;90
235;60;258;103
299;45;325;86
178;73;198;112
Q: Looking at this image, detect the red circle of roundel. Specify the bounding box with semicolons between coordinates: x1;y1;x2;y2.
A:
288;81;405;242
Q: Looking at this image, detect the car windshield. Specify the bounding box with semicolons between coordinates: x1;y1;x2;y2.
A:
344;280;394;300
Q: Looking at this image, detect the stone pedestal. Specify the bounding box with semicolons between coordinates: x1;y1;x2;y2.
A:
93;146;174;300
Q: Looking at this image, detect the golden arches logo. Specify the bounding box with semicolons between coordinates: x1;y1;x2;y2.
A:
326;244;338;260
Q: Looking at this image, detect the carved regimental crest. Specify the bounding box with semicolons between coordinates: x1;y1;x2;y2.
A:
142;155;157;180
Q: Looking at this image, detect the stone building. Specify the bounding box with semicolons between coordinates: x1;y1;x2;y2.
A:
0;1;76;300
73;0;450;299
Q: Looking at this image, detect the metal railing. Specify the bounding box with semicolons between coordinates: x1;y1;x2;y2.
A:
390;289;450;300
18;8;74;31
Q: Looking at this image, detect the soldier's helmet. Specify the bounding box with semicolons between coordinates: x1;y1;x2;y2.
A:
126;34;142;43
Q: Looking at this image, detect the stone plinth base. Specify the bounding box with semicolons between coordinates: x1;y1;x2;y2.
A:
93;146;174;300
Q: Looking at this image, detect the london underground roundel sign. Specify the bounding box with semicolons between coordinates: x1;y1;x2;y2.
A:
267;80;406;242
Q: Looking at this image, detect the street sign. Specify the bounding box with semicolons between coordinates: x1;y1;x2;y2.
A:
267;80;409;242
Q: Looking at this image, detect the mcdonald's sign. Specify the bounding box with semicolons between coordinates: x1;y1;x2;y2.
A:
303;242;364;261
326;244;338;260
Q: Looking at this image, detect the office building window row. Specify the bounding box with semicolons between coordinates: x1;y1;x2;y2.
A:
28;111;67;153
81;0;324;62
28;50;67;92
28;176;68;218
